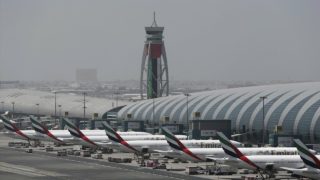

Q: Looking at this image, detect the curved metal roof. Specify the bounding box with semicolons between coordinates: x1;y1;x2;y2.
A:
118;82;320;142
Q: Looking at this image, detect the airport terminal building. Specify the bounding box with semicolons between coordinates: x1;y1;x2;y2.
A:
118;82;320;143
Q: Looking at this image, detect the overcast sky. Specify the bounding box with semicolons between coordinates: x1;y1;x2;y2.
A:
1;0;319;82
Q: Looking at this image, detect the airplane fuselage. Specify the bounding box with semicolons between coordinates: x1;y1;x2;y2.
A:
174;147;300;162
226;155;307;170
111;139;240;153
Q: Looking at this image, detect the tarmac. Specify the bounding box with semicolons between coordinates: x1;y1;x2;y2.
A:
0;135;208;180
0;134;300;180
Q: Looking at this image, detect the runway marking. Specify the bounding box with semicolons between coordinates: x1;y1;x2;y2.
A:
0;162;67;177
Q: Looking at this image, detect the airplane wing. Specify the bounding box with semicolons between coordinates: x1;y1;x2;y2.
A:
205;156;228;163
153;149;186;159
280;167;305;172
281;167;320;180
153;149;174;153
153;149;179;155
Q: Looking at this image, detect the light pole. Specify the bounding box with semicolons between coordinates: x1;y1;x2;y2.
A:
260;96;267;146
11;102;15;119
36;103;40;118
152;98;155;127
58;105;62;117
54;91;57;119
185;93;190;139
1;101;4;112
58;105;62;127
114;91;119;107
83;92;87;119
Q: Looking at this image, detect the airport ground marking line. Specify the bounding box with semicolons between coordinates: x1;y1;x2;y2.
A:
0;161;68;179
0;165;44;177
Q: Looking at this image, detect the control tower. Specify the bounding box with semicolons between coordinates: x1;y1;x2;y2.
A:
140;13;169;99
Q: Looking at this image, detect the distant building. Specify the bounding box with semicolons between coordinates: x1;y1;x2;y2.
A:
76;69;97;82
0;81;20;89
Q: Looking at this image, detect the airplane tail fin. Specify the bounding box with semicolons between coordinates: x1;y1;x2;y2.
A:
30;116;63;143
0;113;16;132
293;139;320;170
102;121;137;152
101;121;123;143
161;127;201;161
62;117;96;146
217;132;259;169
62;118;82;138
0;112;30;140
161;127;187;151
216;132;245;159
30;116;46;134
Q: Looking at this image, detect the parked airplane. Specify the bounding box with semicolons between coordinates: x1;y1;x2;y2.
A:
61;117;150;136
63;117;106;147
216;132;305;173
0;113;150;146
30;116;67;144
62;119;167;148
0;113;35;141
281;139;320;179
161;127;300;162
103;122;238;154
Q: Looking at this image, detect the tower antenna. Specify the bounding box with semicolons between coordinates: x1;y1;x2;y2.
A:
151;11;158;27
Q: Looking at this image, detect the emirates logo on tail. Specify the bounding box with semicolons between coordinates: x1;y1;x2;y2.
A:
0;113;30;140
162;127;202;161
30;116;63;143
102;121;137;152
217;132;259;169
294;139;320;170
63;118;97;147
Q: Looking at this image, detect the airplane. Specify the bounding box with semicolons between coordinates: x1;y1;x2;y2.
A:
1;113;77;145
29;115;73;144
61;117;151;136
161;127;300;162
62;118;176;148
103;121;239;154
63;117;106;147
0;113;36;142
216;132;305;176
0;112;150;144
281;139;320;179
30;116;117;146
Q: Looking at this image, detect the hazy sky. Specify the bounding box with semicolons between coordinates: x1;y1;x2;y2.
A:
1;0;319;82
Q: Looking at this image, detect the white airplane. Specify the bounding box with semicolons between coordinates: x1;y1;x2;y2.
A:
62;118;174;148
161;127;301;162
0;113;37;142
103;121;239;154
216;132;306;173
62;117;150;137
0;113;152;147
281;139;320;179
1;114;77;144
30;115;71;144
